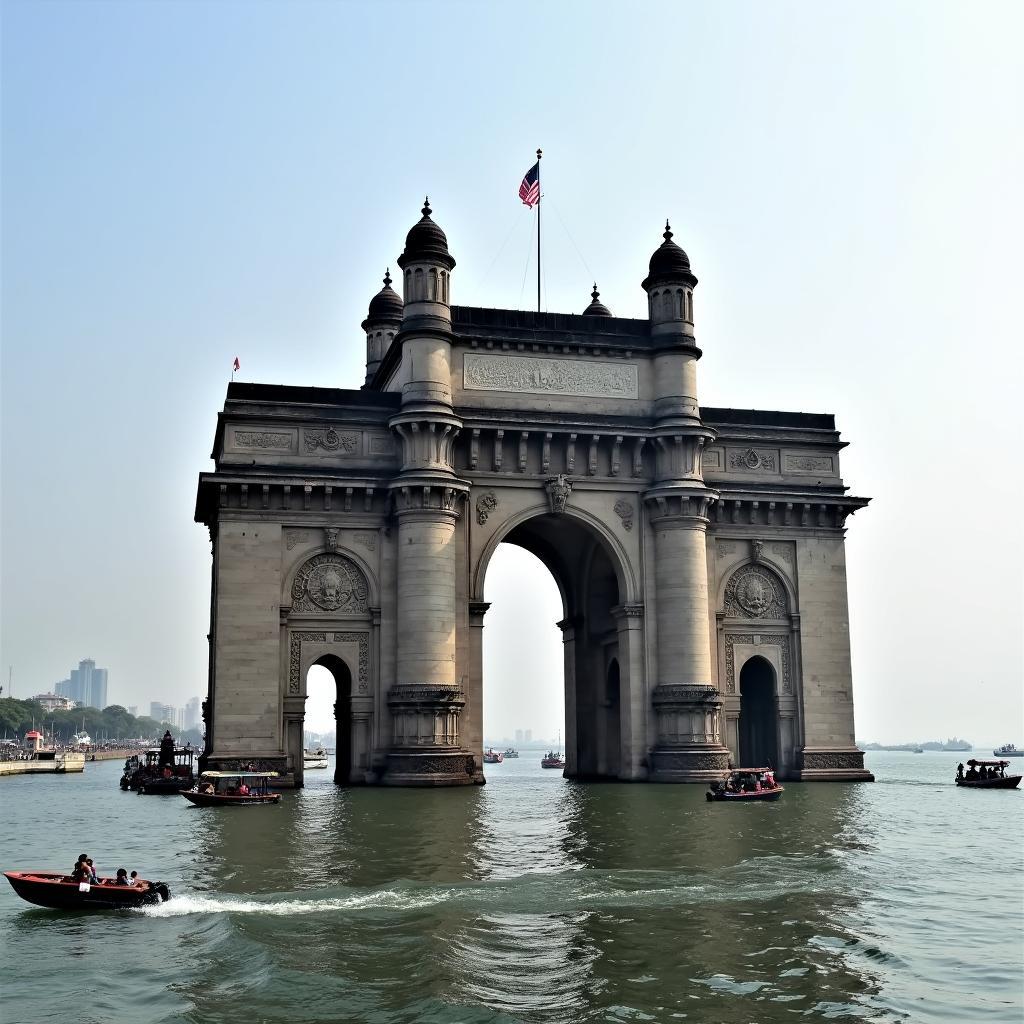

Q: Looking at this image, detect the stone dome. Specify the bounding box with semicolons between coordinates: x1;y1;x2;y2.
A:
366;270;403;321
397;198;456;270
581;284;612;317
642;221;696;289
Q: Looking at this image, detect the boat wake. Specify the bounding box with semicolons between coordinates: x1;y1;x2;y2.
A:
138;887;455;917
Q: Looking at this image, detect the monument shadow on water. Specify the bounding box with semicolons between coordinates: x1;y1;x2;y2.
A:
194;202;873;787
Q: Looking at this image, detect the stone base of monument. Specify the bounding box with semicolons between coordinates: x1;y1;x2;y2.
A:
382;749;482;786
649;745;732;782
795;748;875;782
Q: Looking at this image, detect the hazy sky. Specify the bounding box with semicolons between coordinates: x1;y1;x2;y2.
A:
2;1;1021;746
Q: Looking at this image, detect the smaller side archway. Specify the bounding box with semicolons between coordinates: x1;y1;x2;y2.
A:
306;655;353;786
738;656;779;770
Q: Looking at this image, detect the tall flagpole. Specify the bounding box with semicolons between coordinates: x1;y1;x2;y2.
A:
536;148;542;312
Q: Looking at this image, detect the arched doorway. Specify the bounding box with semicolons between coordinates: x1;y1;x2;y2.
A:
738;656;778;769
477;510;629;781
306;655;352;786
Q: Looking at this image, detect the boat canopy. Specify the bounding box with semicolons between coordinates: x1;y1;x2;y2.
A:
199;771;279;779
728;767;773;773
966;759;1009;767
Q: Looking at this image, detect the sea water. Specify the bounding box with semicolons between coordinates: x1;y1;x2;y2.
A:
0;752;1021;1023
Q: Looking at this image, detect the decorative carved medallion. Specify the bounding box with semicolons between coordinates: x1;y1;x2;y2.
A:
291;554;369;614
730;448;777;471
288;630;369;695
545;474;573;514
464;353;639;400
724;633;793;694
235;430;292;450
304;428;359;453
285;529;309;551
724;565;787;619
475;491;498;525
613;498;634;531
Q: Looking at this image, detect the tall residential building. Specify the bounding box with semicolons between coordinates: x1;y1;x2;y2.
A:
54;659;108;710
150;702;176;725
184;697;201;730
515;729;524;745
128;706;139;717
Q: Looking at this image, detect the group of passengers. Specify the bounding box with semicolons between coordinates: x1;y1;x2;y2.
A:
725;770;776;793
70;854;142;887
957;762;1005;781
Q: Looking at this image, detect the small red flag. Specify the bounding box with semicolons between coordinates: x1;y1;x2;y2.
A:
232;357;240;371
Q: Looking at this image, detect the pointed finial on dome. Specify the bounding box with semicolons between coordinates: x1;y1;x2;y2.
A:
364;267;403;323
664;219;673;241
383;268;392;287
582;282;612;316
422;196;432;217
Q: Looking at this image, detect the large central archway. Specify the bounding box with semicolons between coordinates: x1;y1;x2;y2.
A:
474;508;635;781
738;656;778;769
305;655;353;786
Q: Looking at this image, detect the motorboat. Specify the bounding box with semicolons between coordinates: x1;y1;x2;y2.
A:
955;759;1022;789
503;748;519;759
483;749;504;764
993;743;1023;758
707;767;784;802
123;746;196;794
4;871;170;910
913;747;924;753
181;771;281;806
303;748;329;769
541;751;565;769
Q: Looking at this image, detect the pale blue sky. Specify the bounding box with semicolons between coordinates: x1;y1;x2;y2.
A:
2;1;1021;744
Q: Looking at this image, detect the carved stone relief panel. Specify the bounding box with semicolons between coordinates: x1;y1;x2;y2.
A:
613;498;634;531
291;554;369;614
784;454;835;474
303;428;361;454
724;633;793;694
723;564;788;619
232;429;295;451
727;447;778;472
463;353;639;400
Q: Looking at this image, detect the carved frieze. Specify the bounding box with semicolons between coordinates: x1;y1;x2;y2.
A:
724;633;793;695
785;454;834;473
288;630;369;695
476;491;498;525
802;751;865;770
723;564;788;619
304;428;359;454
613;498;634;531
729;448;777;471
234;430;292;450
291;554;369;614
463;353;639;400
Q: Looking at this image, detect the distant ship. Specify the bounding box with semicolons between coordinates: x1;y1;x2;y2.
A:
942;737;972;751
502;748;519;759
993;743;1023;758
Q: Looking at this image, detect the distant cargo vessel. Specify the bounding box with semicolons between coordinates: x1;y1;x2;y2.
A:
993;743;1023;758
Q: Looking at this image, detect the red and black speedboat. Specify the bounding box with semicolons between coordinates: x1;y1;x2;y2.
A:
955;759;1022;789
707;767;784;802
4;871;170;910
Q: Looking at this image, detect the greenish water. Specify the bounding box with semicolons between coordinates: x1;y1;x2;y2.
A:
1;752;1021;1023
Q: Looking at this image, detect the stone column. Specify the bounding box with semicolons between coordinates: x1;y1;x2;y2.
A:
383;485;475;785
646;488;730;781
557;616;582;776
612;604;648;780
463;601;490;782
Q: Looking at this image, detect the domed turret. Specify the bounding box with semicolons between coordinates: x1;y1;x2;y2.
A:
581;284;612;317
642;220;697;340
397;198;456;271
362;269;403;387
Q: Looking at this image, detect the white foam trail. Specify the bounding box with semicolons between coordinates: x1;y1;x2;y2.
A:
139;888;454;917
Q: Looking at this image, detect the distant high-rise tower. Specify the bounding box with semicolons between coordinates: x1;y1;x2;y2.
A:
515;729;524;745
54;659;107;709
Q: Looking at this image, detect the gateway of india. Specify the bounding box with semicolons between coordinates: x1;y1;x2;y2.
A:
194;199;873;787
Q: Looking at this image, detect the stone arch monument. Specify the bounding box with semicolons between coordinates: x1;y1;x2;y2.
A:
195;202;873;786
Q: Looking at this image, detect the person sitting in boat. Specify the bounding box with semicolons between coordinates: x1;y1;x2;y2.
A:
238;782;250;796
110;868;131;886
86;859;98;883
956;763;964;781
129;870;141;886
200;781;215;795
71;856;90;883
965;764;977;780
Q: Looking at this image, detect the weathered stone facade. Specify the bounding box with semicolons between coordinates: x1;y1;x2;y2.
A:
194;205;873;786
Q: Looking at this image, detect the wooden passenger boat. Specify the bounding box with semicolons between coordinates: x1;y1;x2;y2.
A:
541;752;565;769
303;748;329;769
4;871;170;910
181;771;281;806
955;759;1022;789
122;746;195;793
483;749;504;764
707;767;784;802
